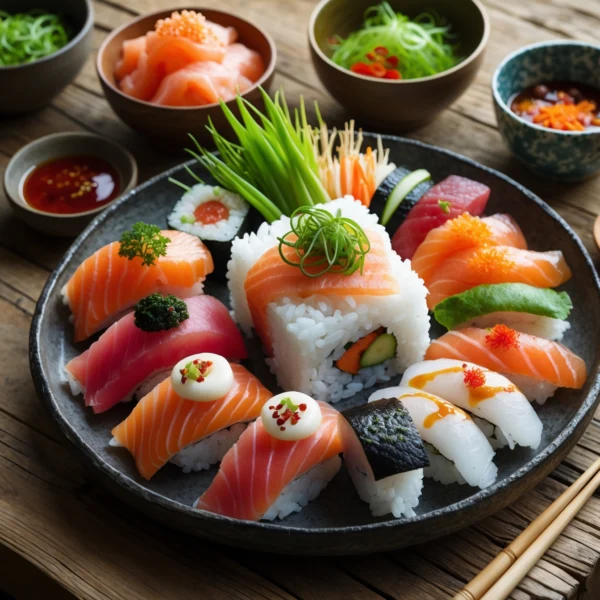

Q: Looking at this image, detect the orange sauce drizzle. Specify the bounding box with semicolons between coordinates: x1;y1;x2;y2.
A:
468;385;516;407
400;390;468;429
408;366;463;389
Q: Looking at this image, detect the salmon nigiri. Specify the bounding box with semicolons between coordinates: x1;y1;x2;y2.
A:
111;360;272;480
411;214;527;286
426;245;571;309
62;229;213;342
195;395;343;521
65;296;246;414
425;325;587;403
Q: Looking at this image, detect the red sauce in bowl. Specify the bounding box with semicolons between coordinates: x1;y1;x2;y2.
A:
22;156;120;215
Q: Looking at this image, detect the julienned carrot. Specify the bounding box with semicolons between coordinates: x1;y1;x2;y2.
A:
336;328;384;374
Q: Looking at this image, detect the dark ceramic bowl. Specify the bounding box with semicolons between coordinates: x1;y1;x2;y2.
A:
0;0;93;115
309;0;489;131
30;135;600;554
493;41;600;182
97;8;276;151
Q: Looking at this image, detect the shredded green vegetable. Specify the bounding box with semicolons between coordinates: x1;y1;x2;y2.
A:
330;2;461;80
278;206;370;278
0;9;70;67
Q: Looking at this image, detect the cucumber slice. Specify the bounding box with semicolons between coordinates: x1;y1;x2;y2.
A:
381;168;431;226
359;333;397;368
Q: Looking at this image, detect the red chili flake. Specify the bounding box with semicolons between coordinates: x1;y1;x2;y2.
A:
268;406;274;410
351;62;371;76
384;69;401;80
276;403;283;410
463;367;486;389
374;46;388;56
181;376;187;384
280;427;286;431
277;418;284;425
386;55;399;67
369;62;386;78
485;324;520;351
299;404;307;411
272;412;279;419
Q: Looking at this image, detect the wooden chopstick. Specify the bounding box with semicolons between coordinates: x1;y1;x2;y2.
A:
452;457;600;600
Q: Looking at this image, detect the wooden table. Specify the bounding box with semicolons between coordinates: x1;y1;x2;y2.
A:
1;0;600;598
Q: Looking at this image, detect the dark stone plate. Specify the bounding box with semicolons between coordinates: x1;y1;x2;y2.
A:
30;135;600;555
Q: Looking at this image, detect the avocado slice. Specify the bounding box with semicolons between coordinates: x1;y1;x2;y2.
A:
360;333;397;368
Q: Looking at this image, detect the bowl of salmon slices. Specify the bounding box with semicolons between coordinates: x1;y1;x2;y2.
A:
97;8;276;150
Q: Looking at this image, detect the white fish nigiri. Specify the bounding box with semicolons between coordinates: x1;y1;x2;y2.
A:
369;386;497;489
400;359;542;450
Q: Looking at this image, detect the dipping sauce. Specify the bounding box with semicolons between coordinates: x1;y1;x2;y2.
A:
510;81;600;132
23;155;120;215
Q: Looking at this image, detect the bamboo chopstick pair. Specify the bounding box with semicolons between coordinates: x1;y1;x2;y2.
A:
452;457;600;600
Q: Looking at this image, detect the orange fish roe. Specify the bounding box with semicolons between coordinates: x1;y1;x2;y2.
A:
463;366;486;389
533;100;598;132
155;10;221;45
468;247;514;277
448;213;492;245
485;324;520;351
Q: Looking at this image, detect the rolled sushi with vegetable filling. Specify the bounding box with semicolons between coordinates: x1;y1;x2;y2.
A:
341;398;429;518
168;183;251;274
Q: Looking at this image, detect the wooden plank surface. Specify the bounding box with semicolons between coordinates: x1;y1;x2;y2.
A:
1;0;600;598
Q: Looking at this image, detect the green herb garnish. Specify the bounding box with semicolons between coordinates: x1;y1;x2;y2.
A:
133;293;189;332
438;200;451;213
0;10;70;67
280;397;299;412
180;214;196;224
118;222;170;267
278;206;370;278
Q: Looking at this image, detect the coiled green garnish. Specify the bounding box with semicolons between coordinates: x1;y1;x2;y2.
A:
278;206;370;278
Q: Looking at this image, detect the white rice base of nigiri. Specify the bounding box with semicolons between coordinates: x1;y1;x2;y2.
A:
261;456;342;521
456;311;570;342
425;452;466;486
501;373;558;405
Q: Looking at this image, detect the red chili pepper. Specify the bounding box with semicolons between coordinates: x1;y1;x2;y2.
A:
351;62;372;76
369;62;387;77
374;46;389;56
386;55;399;67
366;52;375;61
384;69;402;80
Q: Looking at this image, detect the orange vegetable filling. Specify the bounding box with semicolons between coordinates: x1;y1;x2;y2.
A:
336;327;384;375
155;10;221;45
485;324;520;351
468;247;514;277
531;100;598;132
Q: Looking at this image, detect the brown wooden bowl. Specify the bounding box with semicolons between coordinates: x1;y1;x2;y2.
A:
97;8;276;151
309;0;489;131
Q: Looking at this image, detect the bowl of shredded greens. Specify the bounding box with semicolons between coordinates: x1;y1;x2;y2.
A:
0;0;93;114
309;0;489;130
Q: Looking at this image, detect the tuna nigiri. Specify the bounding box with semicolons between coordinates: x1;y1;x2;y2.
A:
392;175;490;260
426;245;572;309
411;214;527;286
195;394;343;521
64;296;246;413
425;326;587;403
62;229;213;342
110;358;272;480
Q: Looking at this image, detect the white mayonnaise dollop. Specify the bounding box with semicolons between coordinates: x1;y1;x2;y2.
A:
171;353;233;402
261;391;321;441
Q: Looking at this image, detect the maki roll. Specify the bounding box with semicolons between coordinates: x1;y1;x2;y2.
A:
340;398;429;518
433;283;573;341
168;183;253;275
369;387;497;489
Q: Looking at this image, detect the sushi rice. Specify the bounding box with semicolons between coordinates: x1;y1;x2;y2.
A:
168;184;249;241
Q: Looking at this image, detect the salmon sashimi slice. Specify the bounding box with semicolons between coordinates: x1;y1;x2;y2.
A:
244;230;401;355
195;402;343;520
115;36;147;81
119;32;227;101
150;61;249;107
111;363;272;480
426;245;572;309
62;230;214;342
411;214;527;286
392;175;490;260
65;296;246;414
425;326;587;389
222;43;266;82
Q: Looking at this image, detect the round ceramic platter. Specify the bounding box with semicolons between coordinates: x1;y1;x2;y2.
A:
31;135;600;555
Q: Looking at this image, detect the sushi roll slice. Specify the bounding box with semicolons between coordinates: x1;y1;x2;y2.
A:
340;398;429;518
368;387;497;489
168;183;252;275
62;228;214;342
426;326;587;404
110;354;273;480
64;295;246;413
400;358;543;450
228;196;430;403
195;393;343;521
433;283;573;341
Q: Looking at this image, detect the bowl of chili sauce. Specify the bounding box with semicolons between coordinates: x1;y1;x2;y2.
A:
4;132;137;236
493;40;600;181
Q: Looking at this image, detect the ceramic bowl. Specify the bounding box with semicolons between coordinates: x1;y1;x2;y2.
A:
0;0;93;114
97;8;276;151
308;0;489;131
492;41;600;181
3;132;138;237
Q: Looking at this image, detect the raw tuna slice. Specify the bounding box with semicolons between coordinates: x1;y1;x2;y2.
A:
64;296;246;414
392;175;490;260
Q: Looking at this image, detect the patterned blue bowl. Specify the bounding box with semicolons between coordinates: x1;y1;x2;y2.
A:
492;41;600;181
